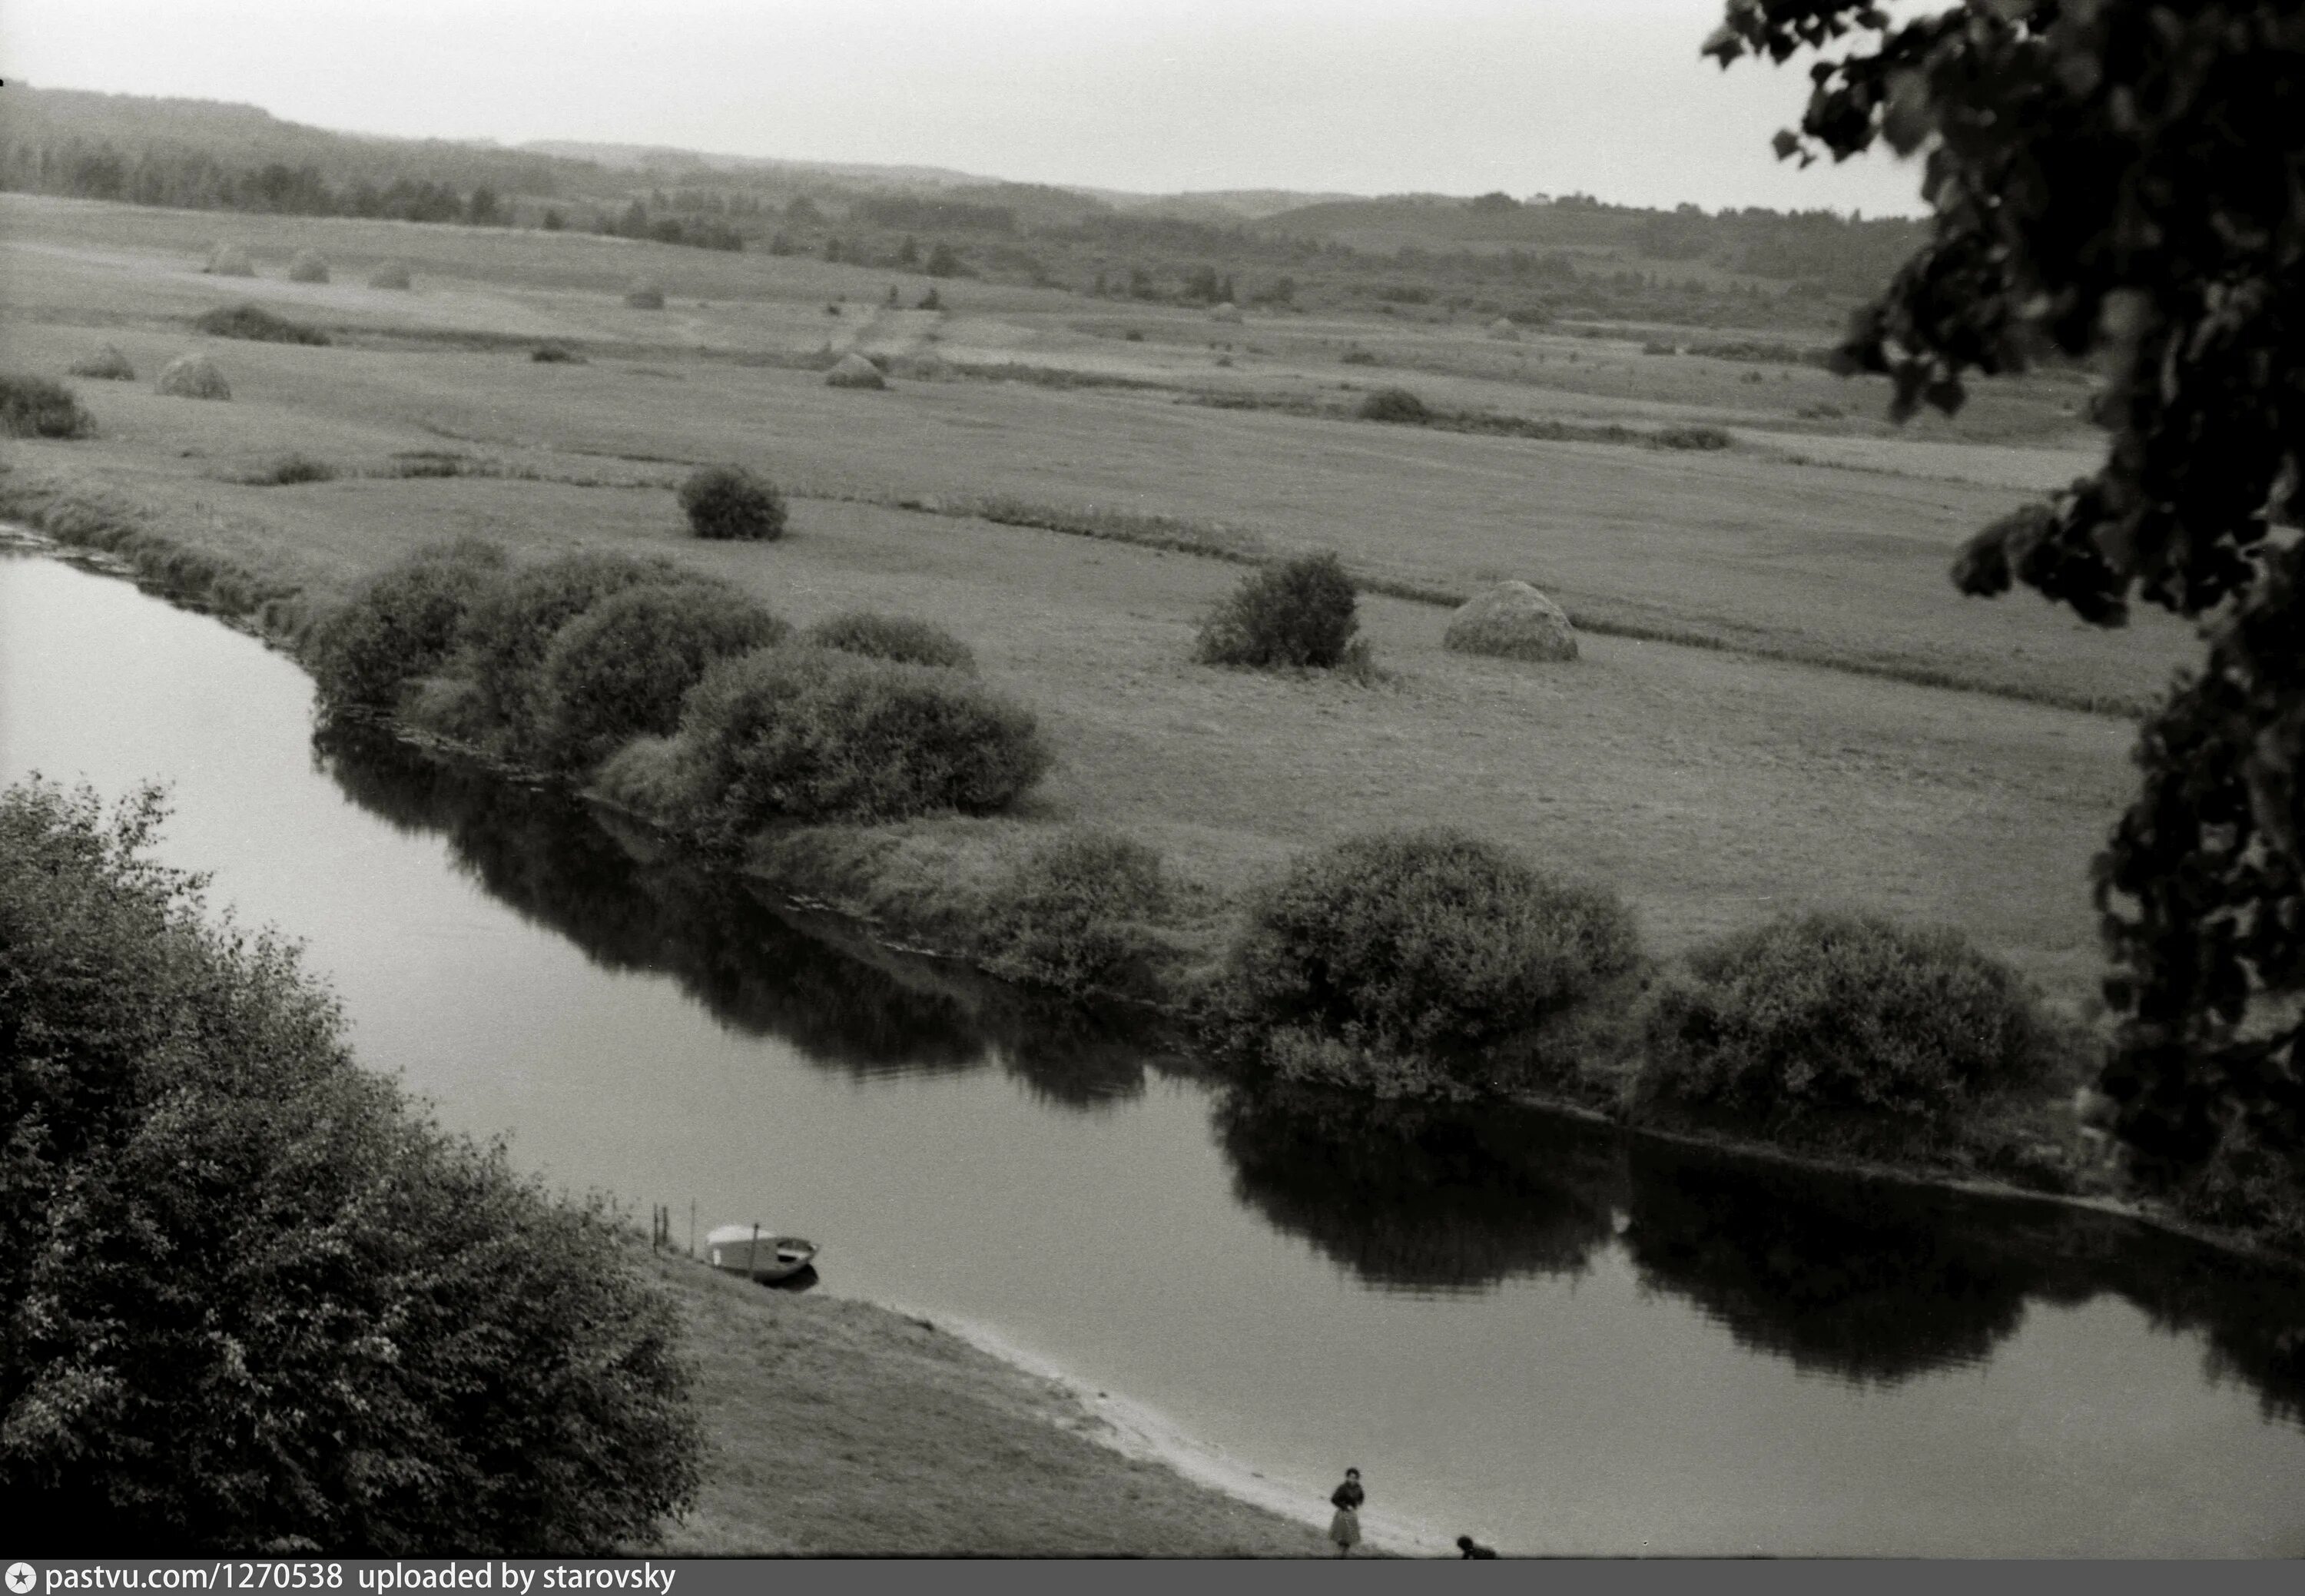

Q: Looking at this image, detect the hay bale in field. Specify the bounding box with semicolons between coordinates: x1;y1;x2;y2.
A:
824;352;887;390
1210;301;1244;324
624;278;665;309
68;344;136;381
1444;581;1577;663
366;260;413;290
154;353;231;401
1487;317;1522;341
287;249;330;284
204;242;256;277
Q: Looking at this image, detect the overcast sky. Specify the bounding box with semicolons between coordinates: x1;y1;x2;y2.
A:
0;0;1929;214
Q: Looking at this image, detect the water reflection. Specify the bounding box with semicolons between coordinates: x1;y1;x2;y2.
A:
1215;1084;1618;1292
316;725;1163;1107
317;725;2305;1420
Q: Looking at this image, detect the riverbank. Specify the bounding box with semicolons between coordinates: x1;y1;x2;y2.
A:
640;1248;1338;1556
1;467;2290;1270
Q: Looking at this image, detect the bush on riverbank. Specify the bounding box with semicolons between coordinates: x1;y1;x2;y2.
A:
1212;828;1643;1092
536;579;788;770
1;372;95;438
678;464;787;542
978;828;1179;997
807;610;977;673
1631;912;2062;1136
609;644;1050;837
0;778;699;1551
194;303;331;345
454;551;688;740
310;539;509;715
1194;552;1366;672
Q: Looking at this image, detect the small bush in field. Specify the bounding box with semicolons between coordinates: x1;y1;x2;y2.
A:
532;343;582;363
0;373;95;439
805;611;976;673
1357;387;1429;423
195;304;330;345
678;465;787;542
1193;552;1362;671
454;552;685;738
309;539;509;715
286;249;330;284
1340;349;1378;366
535;581;787;771
1216;828;1641;1083
1634;913;2057;1129
980;829;1174;995
244;452;337;486
662;645;1050;835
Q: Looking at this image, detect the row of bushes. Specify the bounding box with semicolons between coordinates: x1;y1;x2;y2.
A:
1205;826;2073;1143
0;778;699;1551
308;542;1046;831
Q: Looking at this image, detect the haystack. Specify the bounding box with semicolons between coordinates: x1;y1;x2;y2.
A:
366;260;413;290
1444;581;1577;662
824;353;887;390
68;344;137;381
155;353;232;401
287;249;330;284
1210;301;1244;324
1487;317;1521;341
624;278;665;309
204;243;256;277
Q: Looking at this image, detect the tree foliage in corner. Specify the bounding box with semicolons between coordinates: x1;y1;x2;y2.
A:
1709;1;2305;1219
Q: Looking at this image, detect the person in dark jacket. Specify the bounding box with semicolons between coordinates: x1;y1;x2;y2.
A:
1456;1535;1498;1559
1328;1468;1365;1556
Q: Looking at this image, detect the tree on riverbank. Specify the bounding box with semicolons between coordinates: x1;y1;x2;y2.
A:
0;779;700;1551
1710;0;2305;1243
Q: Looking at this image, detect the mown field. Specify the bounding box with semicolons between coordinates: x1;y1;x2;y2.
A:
0;193;2192;1007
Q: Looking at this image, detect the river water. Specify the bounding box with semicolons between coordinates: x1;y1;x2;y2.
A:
5;547;2303;1555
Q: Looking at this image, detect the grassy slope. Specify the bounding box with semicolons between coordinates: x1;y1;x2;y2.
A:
645;1251;1323;1556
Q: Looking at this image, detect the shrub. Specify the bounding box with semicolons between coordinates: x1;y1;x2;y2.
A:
1193;552;1362;670
154;354;231;400
286;248;330;283
625;279;665;309
805;610;976;673
203;241;256;276
532;343;582;363
535;580;788;770
0;373;95;439
1633;912;2057;1130
980;828;1175;995
659;645;1050;835
244;452;337;485
1216;828;1642;1083
309;539;510;715
678;464;787;542
366;260;413;290
0;779;699;1552
194;303;330;345
1357;387;1430;423
453;552;683;737
67;344;135;381
1340;349;1378;365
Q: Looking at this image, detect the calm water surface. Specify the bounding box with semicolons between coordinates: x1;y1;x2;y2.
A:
5;548;2303;1555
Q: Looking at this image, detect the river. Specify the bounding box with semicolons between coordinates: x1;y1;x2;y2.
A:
4;546;2302;1555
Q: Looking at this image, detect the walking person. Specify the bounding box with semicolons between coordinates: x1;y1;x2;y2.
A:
1328;1468;1365;1557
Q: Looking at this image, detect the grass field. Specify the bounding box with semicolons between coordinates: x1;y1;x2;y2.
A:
645;1249;1325;1555
2;193;2182;1013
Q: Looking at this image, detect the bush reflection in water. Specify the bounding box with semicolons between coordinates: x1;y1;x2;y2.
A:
316;726;2305;1422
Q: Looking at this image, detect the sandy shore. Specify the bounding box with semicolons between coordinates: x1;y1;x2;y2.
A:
927;1307;1462;1558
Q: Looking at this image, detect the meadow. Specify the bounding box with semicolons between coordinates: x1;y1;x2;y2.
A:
0;191;2188;1022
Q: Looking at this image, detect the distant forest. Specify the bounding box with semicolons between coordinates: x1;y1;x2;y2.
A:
0;85;1923;328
